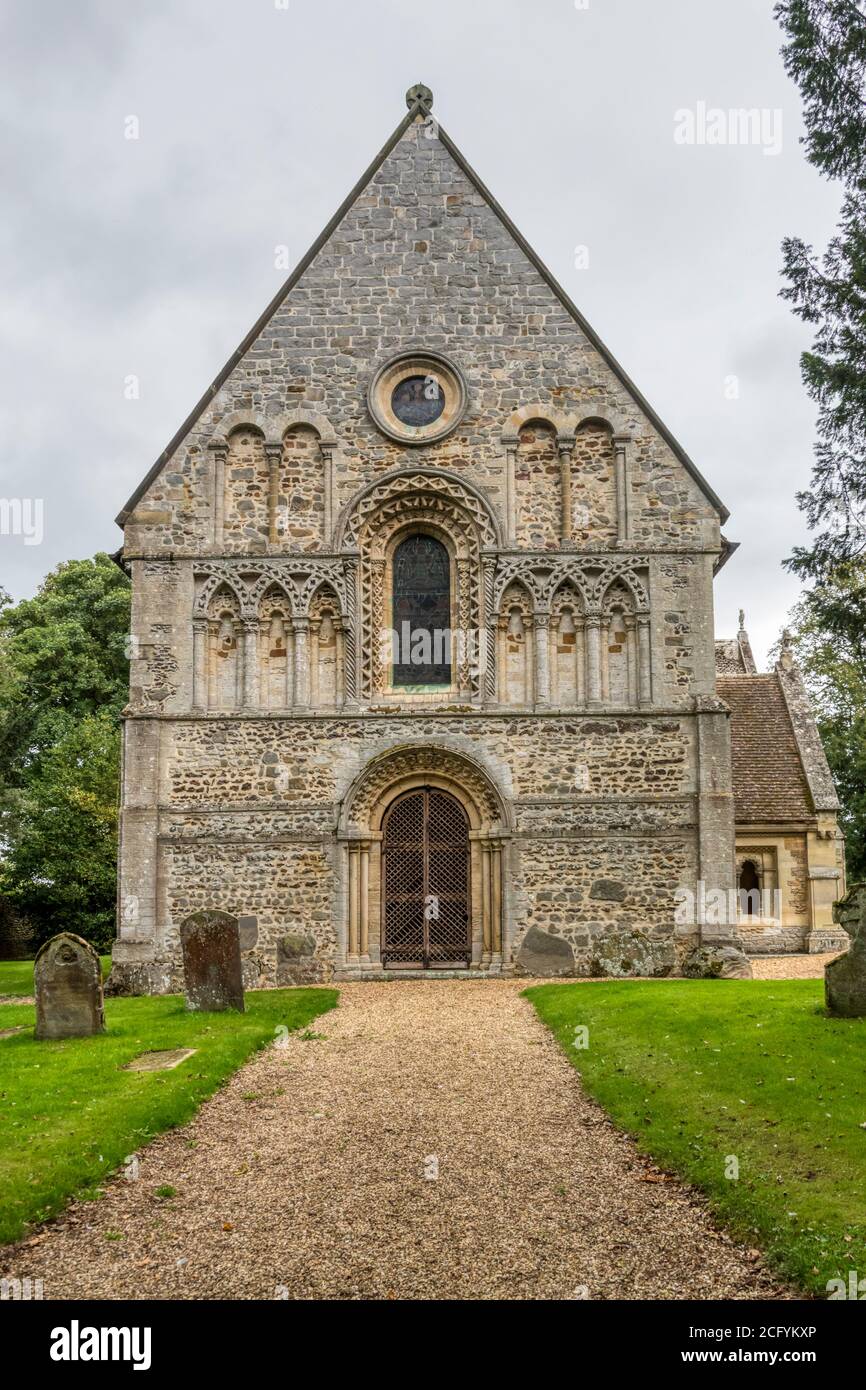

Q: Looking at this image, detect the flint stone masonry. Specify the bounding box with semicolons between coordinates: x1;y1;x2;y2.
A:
180;910;245;1012
34;933;105;1040
110;93;839;990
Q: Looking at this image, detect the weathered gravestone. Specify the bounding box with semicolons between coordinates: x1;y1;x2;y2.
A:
825;883;866;1018
34;933;105;1040
516;926;575;977
180;910;244;1012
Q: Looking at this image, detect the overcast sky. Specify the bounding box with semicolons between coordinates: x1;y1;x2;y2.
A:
0;0;843;665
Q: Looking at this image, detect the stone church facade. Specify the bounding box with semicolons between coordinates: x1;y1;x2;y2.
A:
109;86;844;994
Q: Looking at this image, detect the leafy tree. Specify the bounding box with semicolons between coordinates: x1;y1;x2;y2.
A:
0;555;130;951
780;566;866;879
1;712;121;952
775;1;866;643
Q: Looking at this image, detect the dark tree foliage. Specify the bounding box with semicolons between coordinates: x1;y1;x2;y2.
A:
776;1;866;644
0;555;130;952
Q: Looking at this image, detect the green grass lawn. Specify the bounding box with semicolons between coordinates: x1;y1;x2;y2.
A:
0;986;337;1245
527;979;866;1297
0;956;112;995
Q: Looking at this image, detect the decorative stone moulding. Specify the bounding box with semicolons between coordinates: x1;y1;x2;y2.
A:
367;350;468;445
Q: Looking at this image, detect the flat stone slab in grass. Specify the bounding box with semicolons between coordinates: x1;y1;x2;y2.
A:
124;1048;198;1073
0;1026;27;1041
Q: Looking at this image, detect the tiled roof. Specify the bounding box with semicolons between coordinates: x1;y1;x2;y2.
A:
717;673;815;823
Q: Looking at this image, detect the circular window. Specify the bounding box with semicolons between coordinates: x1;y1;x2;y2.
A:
368;351;467;445
391;375;446;428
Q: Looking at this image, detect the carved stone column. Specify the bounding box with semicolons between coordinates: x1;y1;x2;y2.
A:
557;434;574;544
335;618;346;707
293;616;310;708
320;443;335;543
503;440;517;545
490;838;503;957
308;617;321;708
208;441;227;549
347;842;360;964
265;443;282;546
576;615;587;706
548;614;561;703
241;619;259;708
613;435;630;541
359;839;371;959
192;618;208;710
342;554;359;704
481;551;497;704
370;558;386;695
625;614;638;706
534;611;551;705
481;841;492;966
207;621;219;709
637;614;652;707
586;613;602;708
456;557;471;692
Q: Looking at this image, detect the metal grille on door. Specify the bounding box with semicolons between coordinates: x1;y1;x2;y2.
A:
382;787;470;967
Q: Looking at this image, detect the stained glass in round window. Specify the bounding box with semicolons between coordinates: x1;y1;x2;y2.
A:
391;375;446;428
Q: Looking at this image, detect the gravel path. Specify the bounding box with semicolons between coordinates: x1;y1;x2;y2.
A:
2;981;786;1301
751;952;839;979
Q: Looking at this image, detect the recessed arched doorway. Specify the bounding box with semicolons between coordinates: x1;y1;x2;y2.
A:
381;786;470;968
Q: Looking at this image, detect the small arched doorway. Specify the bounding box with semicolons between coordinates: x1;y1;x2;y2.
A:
381;786;470;967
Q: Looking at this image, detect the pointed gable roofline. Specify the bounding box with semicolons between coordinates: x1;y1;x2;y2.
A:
116;85;729;527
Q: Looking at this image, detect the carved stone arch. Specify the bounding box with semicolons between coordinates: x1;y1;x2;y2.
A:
585;564;649;611
209;410;270;443
270;409;338;450
307;581;343;709
498;577;534;615
493;564;544;612
247;572;296;617
295;563;347;615
194;569;248;618
551;576;585;615
601;576;637;615
308;579;341;617
563;408;632;438
502;404;571;442
341;744;507;832
337;743;511;974
338;468;500;550
351;478;489;701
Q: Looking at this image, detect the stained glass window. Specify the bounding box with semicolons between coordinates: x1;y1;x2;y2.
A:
391;375;445;428
391;534;451;686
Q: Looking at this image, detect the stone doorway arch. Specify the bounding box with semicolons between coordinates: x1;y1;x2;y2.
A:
337;745;510;975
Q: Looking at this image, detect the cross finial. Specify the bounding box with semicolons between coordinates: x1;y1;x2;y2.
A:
406;83;433;110
738;608;745;631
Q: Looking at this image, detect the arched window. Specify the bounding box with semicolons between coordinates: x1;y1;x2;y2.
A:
391;534;451;686
738;860;761;917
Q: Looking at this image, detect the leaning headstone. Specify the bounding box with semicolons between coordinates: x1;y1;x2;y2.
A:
825;884;866;1017
180;910;244;1012
34;933;105;1040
